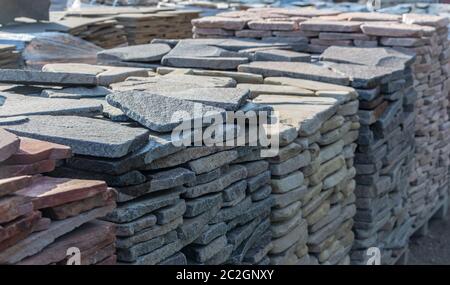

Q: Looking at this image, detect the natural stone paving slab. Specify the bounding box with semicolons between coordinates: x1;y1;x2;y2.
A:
254;49;311;62
360;22;429;37
0;175;32;197
300;20;362;32
4;115;149;158
41;87;111;99
238;61;349;85
162;56;249;70
98;43;171;63
0;70;97;86
0;204;115;264
320;46;414;68
0;128;20;162
0;95;103;118
107;90;227;132
16;176;107;209
192;17;247;30
158;87;250;111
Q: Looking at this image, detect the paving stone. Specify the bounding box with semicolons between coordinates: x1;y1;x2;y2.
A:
247;170;270;192
0;96;102;118
270;221;307;254
115;213;157;237
271;171;304;194
98;43;171;63
0;176;32;197
155;200;186;225
236;83;314;98
0;129;20;162
183;165;247;199
193;223;228;245
0;69;97;86
254;49;311;62
116;217;182;249
107;90;227;132
41;86;111;99
270;151;311;176
238;61;349;85
360;22;427;37
4;115;149;158
188;150;239;175
16;176;107;210
251;185;272;202
158;252;187;265
183;235;228;262
148;168;195;192
271;200;302;222
273;185;308;208
105;188;183;223
209;196;252;224
0;204;114;264
271;209;303;238
301;20;362;32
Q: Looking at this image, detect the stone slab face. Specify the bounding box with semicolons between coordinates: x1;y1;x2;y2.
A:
97;43;171;63
4;115;149;158
0;129;20;162
106;90;227;132
0;70;97;86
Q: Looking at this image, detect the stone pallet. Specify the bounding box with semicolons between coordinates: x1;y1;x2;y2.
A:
190;10;450;263
60;7;199;47
0;131;116;265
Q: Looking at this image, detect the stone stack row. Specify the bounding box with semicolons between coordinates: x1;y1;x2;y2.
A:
115;10;200;45
0;129;116;265
248;80;359;265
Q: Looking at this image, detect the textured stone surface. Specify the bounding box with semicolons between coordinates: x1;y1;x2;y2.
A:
4;115;149;158
98;43;171;63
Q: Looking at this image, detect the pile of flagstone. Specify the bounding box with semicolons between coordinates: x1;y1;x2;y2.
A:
49;16;128;49
0;129;116;265
62;7;200;46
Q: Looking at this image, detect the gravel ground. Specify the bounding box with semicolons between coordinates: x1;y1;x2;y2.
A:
408;203;450;265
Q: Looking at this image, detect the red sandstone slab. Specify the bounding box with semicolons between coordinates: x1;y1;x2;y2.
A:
0;129;20;162
0;211;41;252
18;221;115;265
361;22;427;37
43;188;116;220
0;175;33;197
34;217;51;232
0;195;33;224
0;203;115;264
16;175;108;210
3;137;72;165
337;12;401;22
0;159;56;179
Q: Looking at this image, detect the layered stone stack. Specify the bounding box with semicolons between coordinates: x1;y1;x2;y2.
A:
115;10;200;45
0;44;20;69
48;16;128;49
0;129;116;265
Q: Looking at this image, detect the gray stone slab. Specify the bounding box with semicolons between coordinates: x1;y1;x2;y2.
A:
238;61;349;85
188;150;239;175
0;70;97;86
106;90;227;132
184;193;223;218
193;223;228;245
155;200;186;225
0;95;102;118
254;49;311;62
148;168;196;192
162;56;249;70
4;115;149;158
41;87;111;99
320;46;414;67
98;44;171;63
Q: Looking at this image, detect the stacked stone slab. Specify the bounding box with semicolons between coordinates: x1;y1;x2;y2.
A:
63;7;200;46
0;44;20;69
150;38;361;265
0;67;277;265
191;10;450;261
0;129;116;265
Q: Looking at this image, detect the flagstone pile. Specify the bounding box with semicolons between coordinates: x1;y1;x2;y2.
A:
62;7;200;46
0;129;116;265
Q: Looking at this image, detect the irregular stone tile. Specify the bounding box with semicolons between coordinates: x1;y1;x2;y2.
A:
188;150;239;175
183;235;228;263
0;211;41;251
238;61;349;85
360;22;428;37
184;193;223;218
0;175;32;197
0;128;20;162
4;137;71;165
0;160;56;179
98;43;171;63
148;168;195;192
107;90;227;132
0;203;114;264
0;70;97;86
254;49;311;62
42;87;110;100
193;223;228;245
300;20;362;32
237;83;314;98
155;200;186;225
4;115;149;158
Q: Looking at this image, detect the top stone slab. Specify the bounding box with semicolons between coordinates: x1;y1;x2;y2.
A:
4;116;149;158
0;70;97;86
97;43;171;63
